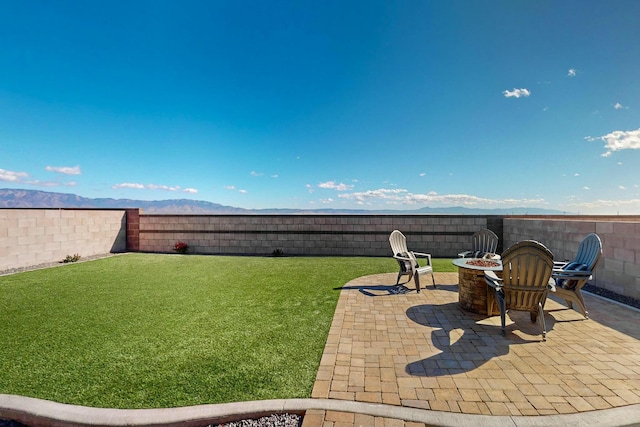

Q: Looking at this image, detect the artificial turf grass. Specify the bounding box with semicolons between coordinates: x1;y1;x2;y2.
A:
0;254;456;409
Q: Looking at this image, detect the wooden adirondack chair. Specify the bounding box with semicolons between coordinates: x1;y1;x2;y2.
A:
484;240;554;340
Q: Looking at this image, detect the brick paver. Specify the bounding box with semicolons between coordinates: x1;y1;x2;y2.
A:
309;272;640;425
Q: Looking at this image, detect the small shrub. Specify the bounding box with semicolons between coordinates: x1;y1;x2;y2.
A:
62;254;81;263
173;241;189;254
272;248;284;257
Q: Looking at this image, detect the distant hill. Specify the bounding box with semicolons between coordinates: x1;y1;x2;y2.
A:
0;189;248;214
0;189;567;215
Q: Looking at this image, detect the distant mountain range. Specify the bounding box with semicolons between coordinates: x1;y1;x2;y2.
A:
0;189;567;215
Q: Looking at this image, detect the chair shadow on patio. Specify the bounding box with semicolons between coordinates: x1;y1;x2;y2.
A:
335;282;458;297
404;301;558;376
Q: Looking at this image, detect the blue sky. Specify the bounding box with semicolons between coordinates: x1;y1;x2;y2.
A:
1;0;639;213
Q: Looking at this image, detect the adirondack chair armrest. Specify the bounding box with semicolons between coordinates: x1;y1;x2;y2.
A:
411;251;430;257
392;252;416;275
552;270;592;283
484;270;502;291
411;251;432;265
393;254;415;271
458;250;500;259
552;263;592;291
553;260;570;269
552;261;592;278
393;254;412;264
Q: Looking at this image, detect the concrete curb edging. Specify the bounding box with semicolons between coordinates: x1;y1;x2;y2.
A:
2;395;640;427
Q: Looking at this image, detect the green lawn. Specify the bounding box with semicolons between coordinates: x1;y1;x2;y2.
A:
0;254;455;409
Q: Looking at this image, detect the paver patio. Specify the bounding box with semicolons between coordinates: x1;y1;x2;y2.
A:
304;272;640;427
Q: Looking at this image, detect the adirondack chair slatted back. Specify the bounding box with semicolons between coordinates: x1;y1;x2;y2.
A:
573;233;602;269
500;241;554;312
472;229;499;254
389;230;408;257
389;229;417;273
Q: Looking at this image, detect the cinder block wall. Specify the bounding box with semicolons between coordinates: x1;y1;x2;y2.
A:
3;209;638;301
138;214;497;258
0;209;127;272
504;217;640;301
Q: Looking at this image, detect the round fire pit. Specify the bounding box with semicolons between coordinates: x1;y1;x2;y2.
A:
452;258;502;316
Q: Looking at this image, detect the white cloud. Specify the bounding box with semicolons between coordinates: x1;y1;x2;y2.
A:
271;174;279;178
306;184;315;193
112;183;145;189
225;185;247;194
574;173;580;177
0;168;77;188
320;198;334;204
318;181;354;191
587;128;640;157
250;171;263;177
337;188;406;203
0;168;29;182
503;88;531;98
565;198;640;213
583;186;590;190
419;172;426;177
112;183;197;193
45;165;81;175
614;102;625;110
568;68;577;77
337;188;545;207
147;184;181;191
619;185;626;190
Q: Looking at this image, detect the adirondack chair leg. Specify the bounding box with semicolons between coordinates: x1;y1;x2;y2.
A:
573;294;589;319
560;293;589;318
414;273;421;293
537;302;547;341
497;291;506;336
396;272;402;285
487;290;496;316
430;271;436;289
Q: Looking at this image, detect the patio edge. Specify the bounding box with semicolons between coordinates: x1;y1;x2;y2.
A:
2;395;640;427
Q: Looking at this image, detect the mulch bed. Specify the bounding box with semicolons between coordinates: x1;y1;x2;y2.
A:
583;283;640;310
0;253;118;276
0;414;302;427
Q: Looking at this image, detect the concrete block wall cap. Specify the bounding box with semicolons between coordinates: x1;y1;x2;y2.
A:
2;395;640;427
